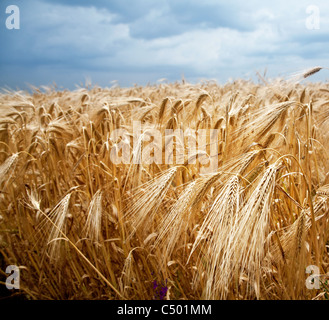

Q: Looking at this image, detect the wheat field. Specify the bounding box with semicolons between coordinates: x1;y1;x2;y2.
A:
0;72;329;300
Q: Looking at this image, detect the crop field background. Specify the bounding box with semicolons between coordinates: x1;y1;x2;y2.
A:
0;72;329;300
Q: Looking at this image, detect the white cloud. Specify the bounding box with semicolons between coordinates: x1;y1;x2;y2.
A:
1;0;329;89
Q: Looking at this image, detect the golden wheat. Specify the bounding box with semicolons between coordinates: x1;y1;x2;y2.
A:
1;76;329;300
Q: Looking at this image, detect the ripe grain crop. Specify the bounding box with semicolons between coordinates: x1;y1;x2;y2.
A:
0;76;329;300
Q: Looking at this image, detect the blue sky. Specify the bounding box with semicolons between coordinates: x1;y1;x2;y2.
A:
0;0;328;90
